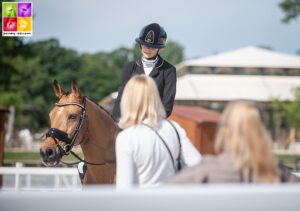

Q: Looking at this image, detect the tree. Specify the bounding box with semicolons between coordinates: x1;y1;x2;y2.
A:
160;40;184;65
0;7;25;120
279;0;300;23
131;39;184;65
1;34;185;131
77;52;120;102
257;45;274;51
277;2;300;146
272;87;300;148
0;37;24;112
0;0;24;108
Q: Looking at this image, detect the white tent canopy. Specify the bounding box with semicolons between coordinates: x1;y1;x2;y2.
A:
175;75;300;102
179;46;300;69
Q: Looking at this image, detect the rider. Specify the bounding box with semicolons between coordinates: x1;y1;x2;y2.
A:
112;23;177;122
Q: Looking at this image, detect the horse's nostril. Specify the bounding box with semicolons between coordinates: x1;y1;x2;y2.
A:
46;148;54;157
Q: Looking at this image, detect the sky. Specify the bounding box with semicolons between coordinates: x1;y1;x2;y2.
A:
24;0;300;59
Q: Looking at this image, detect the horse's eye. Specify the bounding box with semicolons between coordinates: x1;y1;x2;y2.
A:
68;114;78;121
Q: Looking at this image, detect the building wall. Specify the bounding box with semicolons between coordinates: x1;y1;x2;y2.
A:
199;122;217;154
170;115;217;155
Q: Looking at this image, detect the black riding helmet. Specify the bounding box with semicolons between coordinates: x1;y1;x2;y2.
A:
135;23;167;49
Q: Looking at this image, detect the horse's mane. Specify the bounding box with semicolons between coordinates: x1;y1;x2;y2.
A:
85;96;119;128
63;92;119;127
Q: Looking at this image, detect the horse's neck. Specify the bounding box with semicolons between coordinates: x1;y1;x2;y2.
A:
81;99;119;163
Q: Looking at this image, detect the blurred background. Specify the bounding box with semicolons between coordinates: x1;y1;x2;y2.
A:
0;0;300;186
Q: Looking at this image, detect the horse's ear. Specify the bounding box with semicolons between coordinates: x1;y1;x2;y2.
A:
53;80;66;98
71;80;81;98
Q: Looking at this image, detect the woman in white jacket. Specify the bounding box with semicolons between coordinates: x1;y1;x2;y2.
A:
116;75;201;189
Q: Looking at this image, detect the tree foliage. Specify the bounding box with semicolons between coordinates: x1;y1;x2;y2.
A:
279;0;300;23
0;34;184;131
272;87;300;145
160;40;184;65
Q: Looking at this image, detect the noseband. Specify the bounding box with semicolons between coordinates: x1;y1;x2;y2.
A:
46;97;87;156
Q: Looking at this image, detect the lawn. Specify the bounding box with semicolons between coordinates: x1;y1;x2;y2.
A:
3;149;299;170
4;149;83;166
277;154;298;170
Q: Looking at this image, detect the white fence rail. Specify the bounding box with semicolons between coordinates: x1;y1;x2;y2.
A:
1;163;299;192
1;164;300;211
1;185;300;211
0;163;81;190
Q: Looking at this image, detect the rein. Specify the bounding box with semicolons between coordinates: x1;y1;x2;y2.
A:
45;96;115;166
61;151;115;166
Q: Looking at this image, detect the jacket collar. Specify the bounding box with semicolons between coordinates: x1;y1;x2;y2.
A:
135;55;164;76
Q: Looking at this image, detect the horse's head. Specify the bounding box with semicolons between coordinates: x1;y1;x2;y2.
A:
40;80;88;166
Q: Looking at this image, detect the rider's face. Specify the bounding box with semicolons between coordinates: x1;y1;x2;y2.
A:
141;45;159;59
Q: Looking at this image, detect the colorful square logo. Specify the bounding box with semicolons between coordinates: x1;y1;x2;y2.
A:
3;17;17;31
18;3;32;17
2;2;33;36
3;2;17;17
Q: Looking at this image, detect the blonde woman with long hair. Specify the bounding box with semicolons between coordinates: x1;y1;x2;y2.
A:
168;101;280;184
116;75;201;189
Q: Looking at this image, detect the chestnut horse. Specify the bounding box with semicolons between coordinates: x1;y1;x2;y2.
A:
40;80;120;184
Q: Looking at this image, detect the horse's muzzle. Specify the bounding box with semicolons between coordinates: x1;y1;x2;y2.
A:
40;146;62;166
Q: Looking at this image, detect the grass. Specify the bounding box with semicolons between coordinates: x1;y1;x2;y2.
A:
4;151;40;160
3;149;83;166
3;149;299;169
277;154;298;170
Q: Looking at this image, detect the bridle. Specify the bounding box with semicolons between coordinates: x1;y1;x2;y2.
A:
45;96;115;166
46;96;88;157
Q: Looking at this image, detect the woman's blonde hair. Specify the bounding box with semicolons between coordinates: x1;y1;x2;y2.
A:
214;101;279;183
119;75;166;129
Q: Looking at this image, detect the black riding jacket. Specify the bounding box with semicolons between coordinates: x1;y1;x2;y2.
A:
112;55;177;121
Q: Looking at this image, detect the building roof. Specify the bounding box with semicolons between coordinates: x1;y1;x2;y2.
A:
178;46;300;69
175;75;300;102
171;105;220;123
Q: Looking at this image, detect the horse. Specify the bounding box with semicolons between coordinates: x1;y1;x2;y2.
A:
40;80;120;184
